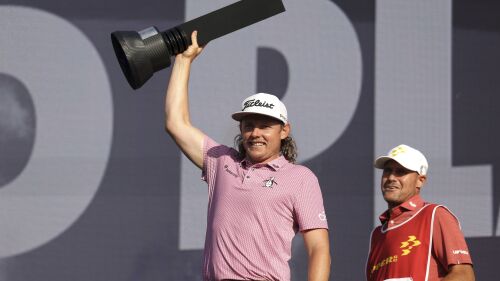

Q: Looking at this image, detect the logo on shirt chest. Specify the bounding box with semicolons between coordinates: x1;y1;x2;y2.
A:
263;177;277;188
223;165;238;178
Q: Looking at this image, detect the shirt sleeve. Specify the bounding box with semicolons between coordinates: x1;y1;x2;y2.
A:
293;168;329;232
201;136;236;185
432;206;473;268
201;136;215;182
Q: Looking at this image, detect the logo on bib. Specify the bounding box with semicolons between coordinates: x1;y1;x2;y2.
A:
400;235;421;256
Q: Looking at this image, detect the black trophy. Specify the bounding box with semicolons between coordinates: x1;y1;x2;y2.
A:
111;0;285;90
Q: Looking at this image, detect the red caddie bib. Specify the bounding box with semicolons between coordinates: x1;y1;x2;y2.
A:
366;204;441;281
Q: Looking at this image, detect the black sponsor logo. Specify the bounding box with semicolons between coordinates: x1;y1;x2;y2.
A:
224;165;238;178
242;99;275;111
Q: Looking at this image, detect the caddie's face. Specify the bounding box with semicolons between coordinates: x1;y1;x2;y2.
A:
240;114;289;164
381;160;426;208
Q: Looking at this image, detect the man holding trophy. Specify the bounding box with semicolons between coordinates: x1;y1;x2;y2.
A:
164;31;331;281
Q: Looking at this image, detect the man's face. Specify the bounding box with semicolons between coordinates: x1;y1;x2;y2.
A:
240;114;289;164
380;160;426;208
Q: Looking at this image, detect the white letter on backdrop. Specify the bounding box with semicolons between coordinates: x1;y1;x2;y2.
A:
0;6;113;257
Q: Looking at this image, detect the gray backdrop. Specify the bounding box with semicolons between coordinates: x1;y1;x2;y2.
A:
0;0;499;280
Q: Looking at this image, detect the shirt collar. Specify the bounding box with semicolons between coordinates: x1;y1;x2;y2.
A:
240;155;288;171
379;194;425;224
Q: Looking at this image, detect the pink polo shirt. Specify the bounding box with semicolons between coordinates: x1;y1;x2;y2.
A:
201;136;328;281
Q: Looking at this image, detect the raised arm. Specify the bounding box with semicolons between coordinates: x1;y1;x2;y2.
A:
165;31;206;169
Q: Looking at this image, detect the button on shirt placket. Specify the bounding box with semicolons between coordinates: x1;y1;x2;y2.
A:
241;163;273;188
242;166;255;185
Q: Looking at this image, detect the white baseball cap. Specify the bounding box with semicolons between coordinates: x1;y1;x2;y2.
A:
374;144;429;175
231;93;288;124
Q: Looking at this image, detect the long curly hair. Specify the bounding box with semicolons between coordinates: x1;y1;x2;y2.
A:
234;130;298;164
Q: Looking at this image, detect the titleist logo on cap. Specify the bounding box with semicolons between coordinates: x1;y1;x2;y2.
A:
242;99;275;111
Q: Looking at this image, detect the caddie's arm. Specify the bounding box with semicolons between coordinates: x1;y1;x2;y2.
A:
165;31;206;169
442;264;475;281
303;228;331;281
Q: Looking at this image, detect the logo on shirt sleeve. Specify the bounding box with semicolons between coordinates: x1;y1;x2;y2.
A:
318;211;327;221
452;249;469;255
